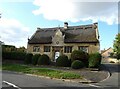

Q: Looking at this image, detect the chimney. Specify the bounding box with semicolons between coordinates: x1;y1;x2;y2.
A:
64;22;68;29
94;22;98;27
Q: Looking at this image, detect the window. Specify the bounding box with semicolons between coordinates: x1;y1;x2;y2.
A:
33;46;40;52
64;46;72;53
44;46;51;52
78;46;88;53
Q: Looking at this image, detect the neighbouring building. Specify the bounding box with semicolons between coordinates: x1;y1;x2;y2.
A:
101;47;113;58
101;47;119;63
27;22;100;62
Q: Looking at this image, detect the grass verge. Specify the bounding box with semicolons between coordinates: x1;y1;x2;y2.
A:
2;63;82;79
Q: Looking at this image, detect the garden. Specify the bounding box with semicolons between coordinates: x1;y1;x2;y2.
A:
2;49;102;79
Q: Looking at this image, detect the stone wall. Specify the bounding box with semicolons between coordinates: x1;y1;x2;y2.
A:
27;28;100;60
27;42;100;60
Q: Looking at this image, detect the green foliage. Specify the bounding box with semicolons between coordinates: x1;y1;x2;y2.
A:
2;45;16;52
17;46;26;52
71;60;84;69
38;54;50;65
3;63;82;79
71;50;89;67
88;52;101;68
2;44;26;61
113;33;120;60
2;51;26;60
32;54;41;65
24;53;33;64
56;55;71;67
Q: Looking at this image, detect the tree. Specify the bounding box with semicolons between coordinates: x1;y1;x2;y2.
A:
113;33;120;60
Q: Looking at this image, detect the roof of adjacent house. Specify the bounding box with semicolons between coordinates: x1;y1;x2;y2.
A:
28;23;99;44
101;47;113;54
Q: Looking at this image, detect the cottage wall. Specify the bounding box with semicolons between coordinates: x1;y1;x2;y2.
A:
27;22;100;61
27;42;100;60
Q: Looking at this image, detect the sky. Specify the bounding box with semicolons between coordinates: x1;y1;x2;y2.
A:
0;0;119;50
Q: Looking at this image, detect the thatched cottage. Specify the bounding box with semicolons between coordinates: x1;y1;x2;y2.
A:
27;22;100;62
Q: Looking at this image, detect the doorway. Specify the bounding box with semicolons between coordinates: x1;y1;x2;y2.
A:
52;46;63;62
54;51;60;62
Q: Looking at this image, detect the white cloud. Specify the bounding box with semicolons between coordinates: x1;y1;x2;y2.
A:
0;18;31;48
32;0;118;25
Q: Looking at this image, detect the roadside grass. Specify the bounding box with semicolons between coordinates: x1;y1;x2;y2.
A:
2;63;82;79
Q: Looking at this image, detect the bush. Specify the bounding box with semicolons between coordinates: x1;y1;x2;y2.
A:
24;53;33;64
32;54;41;65
88;52;101;68
56;55;71;67
2;51;26;60
38;54;50;65
71;50;89;67
71;60;84;69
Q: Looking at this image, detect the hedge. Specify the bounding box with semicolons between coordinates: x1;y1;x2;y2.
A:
71;60;84;69
56;55;71;67
71;50;89;67
38;54;50;65
2;51;26;60
88;52;102;68
32;54;41;65
24;53;33;64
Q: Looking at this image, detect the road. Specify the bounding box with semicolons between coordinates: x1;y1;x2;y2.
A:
2;71;95;89
94;63;119;88
2;63;119;89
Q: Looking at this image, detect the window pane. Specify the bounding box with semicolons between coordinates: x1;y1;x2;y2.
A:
44;46;50;52
64;46;72;53
78;46;88;53
33;46;40;52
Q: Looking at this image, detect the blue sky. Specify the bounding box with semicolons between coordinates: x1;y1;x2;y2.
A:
0;0;118;50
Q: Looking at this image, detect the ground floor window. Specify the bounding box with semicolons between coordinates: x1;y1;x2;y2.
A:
78;46;88;53
64;46;72;53
33;46;40;52
44;46;51;52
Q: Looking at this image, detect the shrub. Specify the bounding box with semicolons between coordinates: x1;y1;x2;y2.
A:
71;50;89;67
71;60;84;69
24;53;33;64
56;55;71;67
2;51;26;60
88;52;102;68
38;54;50;65
32;54;41;65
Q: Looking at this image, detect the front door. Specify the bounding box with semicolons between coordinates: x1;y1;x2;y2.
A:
54;51;60;62
52;46;63;62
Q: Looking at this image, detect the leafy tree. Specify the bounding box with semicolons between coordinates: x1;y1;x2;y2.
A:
113;33;120;60
17;46;26;52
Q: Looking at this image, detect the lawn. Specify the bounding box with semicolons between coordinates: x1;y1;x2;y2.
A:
2;63;82;79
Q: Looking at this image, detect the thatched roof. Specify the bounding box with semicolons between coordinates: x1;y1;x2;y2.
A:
28;23;99;44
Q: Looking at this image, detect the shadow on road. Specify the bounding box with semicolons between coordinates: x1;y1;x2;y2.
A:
101;63;120;73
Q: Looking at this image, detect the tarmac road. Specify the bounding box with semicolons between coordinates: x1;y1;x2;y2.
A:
93;63;119;89
2;63;119;89
2;71;94;89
